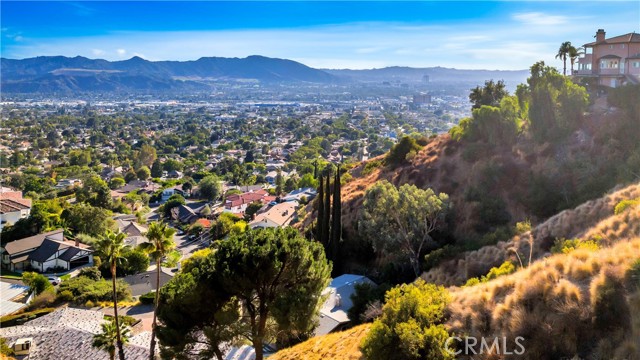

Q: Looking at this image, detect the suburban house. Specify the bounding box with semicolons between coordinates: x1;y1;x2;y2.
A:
574;29;640;88
161;186;186;202
0;187;32;230
123;268;174;296
0;229;94;272
249;201;298;229
0;307;150;359
54;178;83;190
224;189;274;214
171;203;211;224
315;274;376;336
116;218;149;248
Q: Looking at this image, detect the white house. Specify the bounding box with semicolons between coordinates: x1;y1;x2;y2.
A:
1;229;93;272
0;199;31;230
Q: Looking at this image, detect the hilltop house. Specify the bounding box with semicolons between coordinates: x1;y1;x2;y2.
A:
0;229;93;272
574;29;640;88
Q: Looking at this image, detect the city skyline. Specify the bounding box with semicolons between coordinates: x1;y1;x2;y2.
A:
1;1;639;70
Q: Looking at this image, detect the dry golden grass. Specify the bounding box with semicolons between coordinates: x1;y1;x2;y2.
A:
423;182;640;286
270;324;371;360
446;238;640;359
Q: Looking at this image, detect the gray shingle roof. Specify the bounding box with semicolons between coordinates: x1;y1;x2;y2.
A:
0;307;150;360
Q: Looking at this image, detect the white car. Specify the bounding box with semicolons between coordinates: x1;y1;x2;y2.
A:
48;276;61;285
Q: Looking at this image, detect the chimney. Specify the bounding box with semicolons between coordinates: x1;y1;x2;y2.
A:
75;237;80;247
596;29;606;43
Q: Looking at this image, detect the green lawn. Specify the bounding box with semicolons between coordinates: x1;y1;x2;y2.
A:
0;269;23;280
61;274;71;281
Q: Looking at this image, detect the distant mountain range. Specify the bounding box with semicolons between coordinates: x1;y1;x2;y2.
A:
324;66;529;84
0;55;529;94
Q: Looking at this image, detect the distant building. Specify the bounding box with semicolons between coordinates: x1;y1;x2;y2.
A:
413;93;432;104
574;29;640;87
0;187;32;230
422;74;430;83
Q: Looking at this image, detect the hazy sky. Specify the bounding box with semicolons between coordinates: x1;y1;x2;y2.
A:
2;1;639;70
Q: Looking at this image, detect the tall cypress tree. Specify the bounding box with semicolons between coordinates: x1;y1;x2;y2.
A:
316;175;324;242
331;168;342;270
322;169;332;248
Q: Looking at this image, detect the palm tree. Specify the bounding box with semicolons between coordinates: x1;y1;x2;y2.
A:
568;45;585;75
140;221;176;360
92;318;131;360
95;230;129;360
556;41;573;76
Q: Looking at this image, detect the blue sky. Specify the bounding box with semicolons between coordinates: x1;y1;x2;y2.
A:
2;1;639;70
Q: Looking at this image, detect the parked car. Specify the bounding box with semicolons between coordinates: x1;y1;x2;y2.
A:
48;276;61;285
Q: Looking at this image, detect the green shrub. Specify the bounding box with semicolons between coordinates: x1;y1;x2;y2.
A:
78;266;102;281
614;198;639;215
22;271;53;295
362;159;383;176
423;245;461;272
0;337;13;356
348;282;391;325
464;261;516;287
58;276;131;303
515;219;532;234
29;287;56;309
551;238;600;254
57;290;74;302
385;136;422;167
360;280;453;360
139;291;156;305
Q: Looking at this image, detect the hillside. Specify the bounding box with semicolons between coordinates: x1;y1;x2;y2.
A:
322;96;639;276
276;184;640;359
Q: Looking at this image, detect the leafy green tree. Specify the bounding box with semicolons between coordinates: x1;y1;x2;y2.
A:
22;272;53;295
134;144;157;169
140;221;176;360
157;251;240;360
124;169;137;183
361;280;453;360
215;227;331;359
298;173;318;189
555;41;573;76
94;231;129;360
92;318;131;360
244;201;264;221
61;203;114;238
151;159;163;178
198;174;222;201
109;177;126;189
359;181;449;277
523;61;589;142
162;194;186;218
136;166;151;180
69;149;91;166
469;79;507;109
385;136;422;166
211;212;241;240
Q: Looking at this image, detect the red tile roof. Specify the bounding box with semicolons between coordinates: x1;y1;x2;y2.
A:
584;32;640;46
